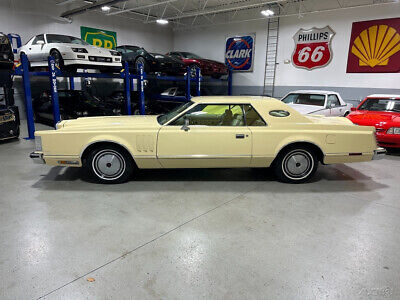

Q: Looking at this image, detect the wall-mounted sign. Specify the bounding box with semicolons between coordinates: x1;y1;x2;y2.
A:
225;34;255;71
292;26;335;70
80;26;117;49
347;17;400;73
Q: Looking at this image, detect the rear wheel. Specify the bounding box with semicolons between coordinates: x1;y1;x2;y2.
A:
273;145;318;183
85;145;134;184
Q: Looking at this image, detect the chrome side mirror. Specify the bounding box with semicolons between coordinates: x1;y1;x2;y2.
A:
181;117;190;132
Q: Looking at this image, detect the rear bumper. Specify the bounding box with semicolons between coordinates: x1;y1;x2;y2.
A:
30;152;45;164
373;148;386;160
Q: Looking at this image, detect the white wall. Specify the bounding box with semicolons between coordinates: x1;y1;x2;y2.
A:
173;2;400;100
0;0;173;53
275;2;400;99
173;19;269;94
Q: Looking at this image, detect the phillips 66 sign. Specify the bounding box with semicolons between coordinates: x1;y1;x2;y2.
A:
292;26;335;70
225;34;255;71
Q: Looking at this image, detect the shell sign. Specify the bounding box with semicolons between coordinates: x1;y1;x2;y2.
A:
347;17;400;73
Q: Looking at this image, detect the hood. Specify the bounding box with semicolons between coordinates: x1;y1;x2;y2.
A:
151;53;184;65
347;110;400;128
287;103;325;114
58;115;160;130
200;58;226;66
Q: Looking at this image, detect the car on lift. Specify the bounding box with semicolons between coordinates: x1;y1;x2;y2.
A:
116;45;185;75
18;34;122;71
30;96;385;184
166;51;228;78
347;94;400;148
281;90;353;117
0;33;14;70
0;104;19;140
32;89;121;124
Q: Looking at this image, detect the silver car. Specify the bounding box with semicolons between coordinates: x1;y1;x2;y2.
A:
18;34;122;71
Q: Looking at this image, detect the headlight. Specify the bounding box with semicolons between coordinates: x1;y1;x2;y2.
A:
110;50;121;56
387;127;400;134
113;108;121;114
76;111;83;117
71;48;88;53
35;136;42;151
83;111;88;116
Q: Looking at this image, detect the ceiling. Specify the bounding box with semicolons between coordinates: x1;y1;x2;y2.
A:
53;0;399;29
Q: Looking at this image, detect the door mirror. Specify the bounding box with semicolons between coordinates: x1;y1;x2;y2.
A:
37;40;45;45
181;117;190;132
351;107;356;111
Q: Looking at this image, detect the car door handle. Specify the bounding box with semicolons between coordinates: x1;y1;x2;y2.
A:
236;134;245;139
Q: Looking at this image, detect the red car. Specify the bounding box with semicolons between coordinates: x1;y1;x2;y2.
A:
347;94;400;148
166;51;228;78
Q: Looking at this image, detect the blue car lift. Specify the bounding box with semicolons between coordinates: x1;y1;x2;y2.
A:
13;52;233;140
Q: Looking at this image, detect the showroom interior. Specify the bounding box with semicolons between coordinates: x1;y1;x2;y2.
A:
1;0;400;298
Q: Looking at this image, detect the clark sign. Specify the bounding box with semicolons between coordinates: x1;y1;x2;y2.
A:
225;34;255;71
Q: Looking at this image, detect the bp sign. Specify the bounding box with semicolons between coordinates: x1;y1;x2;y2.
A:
80;26;117;49
225;34;255;71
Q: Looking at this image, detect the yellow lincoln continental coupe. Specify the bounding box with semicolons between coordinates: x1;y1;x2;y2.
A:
30;96;385;183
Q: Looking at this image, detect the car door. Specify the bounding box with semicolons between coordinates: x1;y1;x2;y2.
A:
26;34;46;63
327;94;342;116
157;103;252;168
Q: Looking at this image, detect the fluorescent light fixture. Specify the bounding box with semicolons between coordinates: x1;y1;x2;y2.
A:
156;19;169;25
261;9;274;16
101;5;111;12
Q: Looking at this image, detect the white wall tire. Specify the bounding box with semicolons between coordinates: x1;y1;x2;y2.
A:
273;146;318;183
85;145;133;184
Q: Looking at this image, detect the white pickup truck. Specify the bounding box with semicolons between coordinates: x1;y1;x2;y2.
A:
281;90;353;117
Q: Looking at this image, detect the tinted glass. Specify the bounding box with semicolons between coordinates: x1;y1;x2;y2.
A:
180;52;202;59
46;34;88;45
158;101;194;125
358;98;400;112
32;34;45;45
282;93;325;106
172;104;245;126
243;105;266;126
269;110;290;117
327;95;340;107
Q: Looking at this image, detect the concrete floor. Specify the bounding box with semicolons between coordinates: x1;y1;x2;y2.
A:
1;122;400;300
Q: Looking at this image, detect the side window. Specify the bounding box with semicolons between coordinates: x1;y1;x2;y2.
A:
171;104;245;126
327;95;340;107
32;34;45;45
116;47;125;54
243;105;266;126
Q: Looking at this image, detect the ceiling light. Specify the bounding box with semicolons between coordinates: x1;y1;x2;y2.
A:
156;19;169;25
101;5;111;12
261;9;274;17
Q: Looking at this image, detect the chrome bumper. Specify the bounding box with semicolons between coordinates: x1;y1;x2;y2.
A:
30;152;45;164
373;148;386;160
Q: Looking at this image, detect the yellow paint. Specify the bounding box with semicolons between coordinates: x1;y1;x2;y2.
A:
352;24;400;68
33;96;379;170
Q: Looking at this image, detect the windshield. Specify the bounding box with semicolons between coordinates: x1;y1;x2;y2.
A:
358;98;400;112
181;52;202;59
282;93;325;106
46;34;89;45
157;101;194;125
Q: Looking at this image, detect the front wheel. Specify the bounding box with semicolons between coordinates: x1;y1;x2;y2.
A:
50;49;64;69
85;145;134;184
273;146;318;183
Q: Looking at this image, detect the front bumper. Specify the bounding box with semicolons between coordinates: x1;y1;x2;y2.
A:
373;148;386;160
376;132;400;148
30;152;45;164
